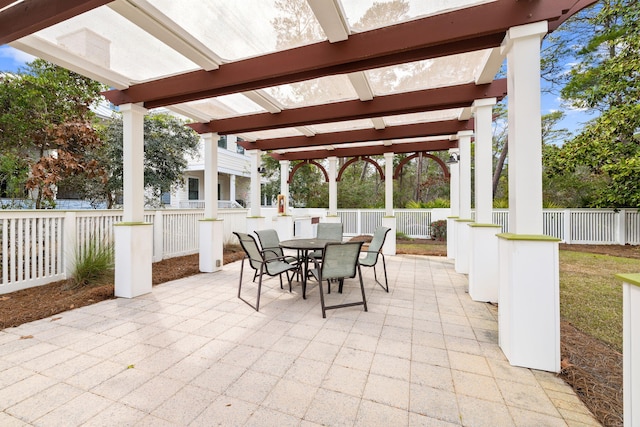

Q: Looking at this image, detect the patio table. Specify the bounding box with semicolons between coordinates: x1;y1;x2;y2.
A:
279;238;340;299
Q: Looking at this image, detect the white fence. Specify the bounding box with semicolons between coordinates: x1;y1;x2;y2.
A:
1;208;638;294
0;209;248;295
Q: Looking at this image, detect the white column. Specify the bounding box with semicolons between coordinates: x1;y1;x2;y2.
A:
249;150;262;217
468;98;500;302
382;152;396;255
473;98;496;224
202;133;219;219
447;149;460;259
280;160;290;213
449;149;460;218
230;175;236;203
328;156;338;216
384;152;394;217
455;131;473;274
199;133;224;273
505;21;547;235
121;103;147;223
115;103;152;298
458;131;473;220
498;21;560;373
616;273;640;427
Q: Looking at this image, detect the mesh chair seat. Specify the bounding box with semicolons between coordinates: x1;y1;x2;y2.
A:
309;241;367;318
358;226;391;292
255;229;300;264
234;232;298;312
309;222;343;260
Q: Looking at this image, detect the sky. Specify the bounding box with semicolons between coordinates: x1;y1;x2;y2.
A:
1;44;592;140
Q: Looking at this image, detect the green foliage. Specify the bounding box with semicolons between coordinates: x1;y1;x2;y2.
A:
102;113;201;208
544;1;640;207
0;153;29;206
493;198;508;208
0;59;105;208
68;237;114;290
395;231;409;240
429;220;447;241
405;198;450;209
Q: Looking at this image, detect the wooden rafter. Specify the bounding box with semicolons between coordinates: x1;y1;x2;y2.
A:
189;79;506;135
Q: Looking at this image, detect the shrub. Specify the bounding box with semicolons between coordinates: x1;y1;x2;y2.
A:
429;219;447;241
396;231;410;240
68;237;114;289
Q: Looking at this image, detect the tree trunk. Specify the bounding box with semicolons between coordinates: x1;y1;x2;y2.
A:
492;140;508;198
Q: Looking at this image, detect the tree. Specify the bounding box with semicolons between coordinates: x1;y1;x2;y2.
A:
100;113;201;208
547;1;640;207
0;59;105;208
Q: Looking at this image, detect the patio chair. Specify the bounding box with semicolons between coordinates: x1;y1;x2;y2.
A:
309;241;367;318
233;232;299;312
255;228;301;281
358;226;391;292
309;222;343;261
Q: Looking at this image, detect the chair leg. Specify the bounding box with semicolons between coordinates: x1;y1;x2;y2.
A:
373;255;389;292
357;264;368;312
318;274;327;318
238;258;263;312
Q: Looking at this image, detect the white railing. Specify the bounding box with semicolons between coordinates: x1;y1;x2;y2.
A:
0;209;249;295
1;208;638;294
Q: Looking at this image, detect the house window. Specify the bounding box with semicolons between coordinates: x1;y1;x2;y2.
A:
161;192;171;205
236;137;245;154
218;135;227;149
188;178;199;200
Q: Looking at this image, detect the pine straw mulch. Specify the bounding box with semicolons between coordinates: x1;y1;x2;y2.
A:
1;240;633;426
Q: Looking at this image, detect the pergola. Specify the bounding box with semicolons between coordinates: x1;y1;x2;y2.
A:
1;0;596;372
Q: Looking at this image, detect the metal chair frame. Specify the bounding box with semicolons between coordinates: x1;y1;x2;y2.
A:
309;241;367;318
233;232;298;311
358;226;391;292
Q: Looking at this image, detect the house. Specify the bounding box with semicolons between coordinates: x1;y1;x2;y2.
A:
167;134;252;209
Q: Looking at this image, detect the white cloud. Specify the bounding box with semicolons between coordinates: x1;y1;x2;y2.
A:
0;46;35;65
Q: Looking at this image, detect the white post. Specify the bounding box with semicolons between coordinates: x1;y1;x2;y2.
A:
63;211;77;277
247;150;265;232
617;209;627;245
200;133;224;272
616;273;640;427
498;21;560;372
472;98;496;224
468;98;500;303
249;150;262;217
115;103;152;298
121;103;147;224
153;210;163;262
383;152;396;255
455;131;473;274
447;149;460;259
506;22;547;235
328;156;338;217
230;175;237;204
202;133;219;219
280;160;290;213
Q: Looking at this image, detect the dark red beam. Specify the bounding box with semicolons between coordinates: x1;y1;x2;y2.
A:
103;0;589;108
237;119;472;152
189;79;505;135
270;140;457;161
0;0;113;45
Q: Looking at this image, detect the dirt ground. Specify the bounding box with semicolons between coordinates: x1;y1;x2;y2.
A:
0;240;633;426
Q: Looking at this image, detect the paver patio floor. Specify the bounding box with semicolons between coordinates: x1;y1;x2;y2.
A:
0;254;600;426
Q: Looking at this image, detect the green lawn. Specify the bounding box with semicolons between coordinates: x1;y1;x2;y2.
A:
559;250;640;352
